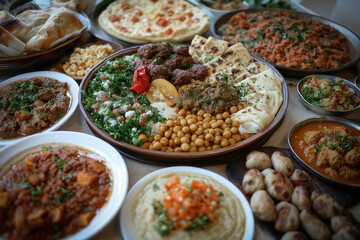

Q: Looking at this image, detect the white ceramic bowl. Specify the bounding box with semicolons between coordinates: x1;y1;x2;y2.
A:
120;166;254;240
0;131;129;240
0;71;79;146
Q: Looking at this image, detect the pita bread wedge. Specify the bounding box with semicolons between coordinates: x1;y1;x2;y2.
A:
189;35;207;61
0;26;25;56
205;56;233;74
245;62;269;75
222;42;253;66
0;10;13;22
232;106;274;134
201;36;229;57
236;69;282;93
222;63;251;83
242;90;283;116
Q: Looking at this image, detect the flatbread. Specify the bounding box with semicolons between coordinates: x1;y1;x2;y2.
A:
205;56;233;75
236;69;282;94
232;106;274;134
0;26;25;56
189;35;207;61
98;0;210;44
245;62;269;75
222;42;253;66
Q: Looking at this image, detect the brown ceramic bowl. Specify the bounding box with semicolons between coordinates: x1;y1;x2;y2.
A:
51;38;123;80
79;46;289;164
212;8;360;78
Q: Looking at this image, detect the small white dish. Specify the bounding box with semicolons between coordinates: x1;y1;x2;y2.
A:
120;166;254;240
0;131;129;240
0;71;79;146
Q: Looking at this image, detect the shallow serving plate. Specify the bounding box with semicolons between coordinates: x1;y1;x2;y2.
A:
78;46;289;163
287;116;360;188
297;74;360;116
0;131;129;239
187;0;247;19
0;71;79;146
211;8;360;78
51;38;123;80
120;166;254;240
0;12;90;70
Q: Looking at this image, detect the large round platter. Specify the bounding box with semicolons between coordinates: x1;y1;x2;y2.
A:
287;116;360;188
211;8;360;78
79;46;288;163
0;12;90;70
120;166;254;240
0;131;129;239
0;71;79;146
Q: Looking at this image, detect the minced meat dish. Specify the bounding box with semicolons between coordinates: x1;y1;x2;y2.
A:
299;125;360;180
0;77;70;139
133;42;208;87
0;146;112;240
176;80;239;114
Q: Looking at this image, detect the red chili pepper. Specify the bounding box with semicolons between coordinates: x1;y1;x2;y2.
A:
130;66;150;95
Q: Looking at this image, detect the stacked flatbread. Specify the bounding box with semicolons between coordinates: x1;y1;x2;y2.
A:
189;35;283;134
0;7;83;57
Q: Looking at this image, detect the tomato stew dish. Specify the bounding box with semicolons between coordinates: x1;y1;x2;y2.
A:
0;77;70;139
218;11;350;70
0;146;112;240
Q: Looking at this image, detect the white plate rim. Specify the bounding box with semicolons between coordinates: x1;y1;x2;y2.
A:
0;131;129;240
0;71;79;146
120;166;254;240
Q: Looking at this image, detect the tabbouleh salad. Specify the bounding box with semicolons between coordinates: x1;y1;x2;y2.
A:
82;55;165;145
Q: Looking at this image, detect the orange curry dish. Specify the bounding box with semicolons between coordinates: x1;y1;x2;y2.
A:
291;121;360;184
0;146;112;240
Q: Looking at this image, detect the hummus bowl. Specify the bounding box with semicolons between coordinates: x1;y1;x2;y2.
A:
0;131;129;239
120;166;254;240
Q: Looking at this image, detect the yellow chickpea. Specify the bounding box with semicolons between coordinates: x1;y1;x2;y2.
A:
196;110;204;116
186;110;191;115
153;141;162;150
187;118;196;125
191;134;198;142
159;125;168;133
138;134;147;142
229;106;238;114
206;146;212;151
167;147;174;152
197;116;203;121
203;118;211;123
180;119;187;126
185;133;191;139
154;133;162;142
217;120;224;126
161;146;168;152
182;126;190;134
185;115;192;120
223;130;232;139
149;144;154;150
208;129;215;135
211;122;218;129
174;147;182;152
221;123;228;130
174;107;179;113
214;131;221;136
232;120;240;128
212;145;220;150
195;126;204;135
222;112;230;119
174;137;181;146
195;138;205;147
229;138;236;145
177;131;185;138
198;146;206;152
204;140;210;147
203;122;211;129
181;143;190;152
216;114;223;120
171;133;177;139
225;118;232;125
141;142;150;149
178;116;184;121
230;127;238;134
180;136;190;144
205;133;214;142
178;109;186;116
160;137;169;146
164;130;172;138
220;139;229;147
214;135;222;144
211;116;216;120
173;126;182;133
203;113;212;119
171;115;177;120
190;124;198;132
224;127;231;132
189;145;197;152
198;134;205;139
168;139;174;147
148;136;154;142
233;134;241;142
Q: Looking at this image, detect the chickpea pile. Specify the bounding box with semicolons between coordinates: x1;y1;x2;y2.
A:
138;107;253;152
